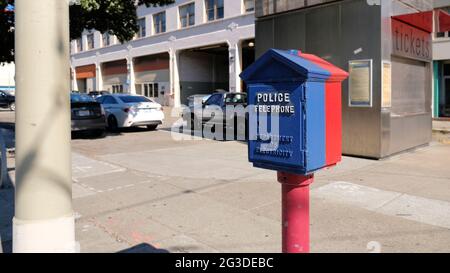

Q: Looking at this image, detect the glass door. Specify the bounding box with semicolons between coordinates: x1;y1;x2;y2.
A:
442;63;450;118
444;77;450;117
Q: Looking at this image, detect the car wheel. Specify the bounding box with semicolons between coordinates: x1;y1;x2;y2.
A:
146;124;158;131
9;102;15;111
190;114;196;130
107;115;118;132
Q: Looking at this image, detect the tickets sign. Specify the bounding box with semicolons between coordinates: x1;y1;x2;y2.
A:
392;18;432;62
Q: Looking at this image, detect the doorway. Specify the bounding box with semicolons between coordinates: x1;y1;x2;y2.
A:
444;77;450;117
441;62;450;118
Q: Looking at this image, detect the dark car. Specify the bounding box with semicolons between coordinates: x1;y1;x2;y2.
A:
88;91;110;99
186;92;248;140
0;90;15;111
71;93;106;135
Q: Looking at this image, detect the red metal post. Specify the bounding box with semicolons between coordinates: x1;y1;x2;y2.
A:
278;171;313;253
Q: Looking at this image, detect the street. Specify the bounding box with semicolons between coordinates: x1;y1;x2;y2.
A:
1;109;450;253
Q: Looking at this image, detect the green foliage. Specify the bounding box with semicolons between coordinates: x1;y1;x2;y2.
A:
70;0;174;42
0;0;175;63
0;0;14;63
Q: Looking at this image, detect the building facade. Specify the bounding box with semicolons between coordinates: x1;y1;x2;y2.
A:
70;0;256;107
433;2;450;119
255;0;436;159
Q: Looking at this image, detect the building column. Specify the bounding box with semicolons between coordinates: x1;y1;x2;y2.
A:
170;49;181;107
96;63;103;91
127;57;136;94
14;0;76;252
71;66;78;91
228;41;242;93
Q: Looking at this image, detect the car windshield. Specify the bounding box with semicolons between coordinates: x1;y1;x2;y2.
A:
71;94;95;102
118;96;152;103
225;94;247;104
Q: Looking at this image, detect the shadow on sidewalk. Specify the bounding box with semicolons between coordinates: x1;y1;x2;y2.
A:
118;243;170;253
0;122;15;150
0;187;14;253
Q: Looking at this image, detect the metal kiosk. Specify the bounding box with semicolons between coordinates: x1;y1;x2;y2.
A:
240;49;349;253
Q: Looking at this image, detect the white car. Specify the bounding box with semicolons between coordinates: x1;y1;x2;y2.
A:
96;94;164;131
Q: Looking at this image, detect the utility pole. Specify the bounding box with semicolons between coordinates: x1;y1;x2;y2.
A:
14;0;76;252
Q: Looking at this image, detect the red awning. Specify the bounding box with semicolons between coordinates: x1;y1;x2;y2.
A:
437;9;450;33
392;11;433;33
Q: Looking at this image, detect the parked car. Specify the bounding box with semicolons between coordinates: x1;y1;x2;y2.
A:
96;94;164;131
187;94;211;108
2;89;15;96
71;93;106;135
88;91;110;99
185;92;248;139
0;90;15;111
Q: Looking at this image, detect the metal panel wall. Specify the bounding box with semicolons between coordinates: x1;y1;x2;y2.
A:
256;0;383;158
380;0;433;157
256;0;434;159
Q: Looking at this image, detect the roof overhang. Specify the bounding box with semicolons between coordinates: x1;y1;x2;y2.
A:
437;9;450;33
392;11;433;33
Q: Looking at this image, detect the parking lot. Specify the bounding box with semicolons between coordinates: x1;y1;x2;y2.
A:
1;109;450;253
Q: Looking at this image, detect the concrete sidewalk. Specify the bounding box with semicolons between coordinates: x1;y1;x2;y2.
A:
1;109;450;253
70;131;450;253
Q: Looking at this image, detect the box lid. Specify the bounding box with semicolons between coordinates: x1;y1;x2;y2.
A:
240;49;331;84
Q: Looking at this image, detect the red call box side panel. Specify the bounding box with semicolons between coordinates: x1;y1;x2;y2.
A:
324;82;342;166
298;52;348;167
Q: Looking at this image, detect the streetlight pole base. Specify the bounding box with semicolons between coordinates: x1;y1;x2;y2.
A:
13;214;79;253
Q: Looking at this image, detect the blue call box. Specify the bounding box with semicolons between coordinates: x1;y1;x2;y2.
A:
240;49;348;175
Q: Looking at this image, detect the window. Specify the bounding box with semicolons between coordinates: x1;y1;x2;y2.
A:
119;96;152;103
154;83;159;97
112;85;124;93
76;38;83;52
179;3;195;28
70;94;95;103
87;33;95;50
436;7;450;38
444;63;450;76
102;96;118;104
102;32;111;47
205;94;223;106
206;0;224;21
95;96;105;103
225;93;247;104
244;0;255;13
136;18;146;38
153;12;166;34
138;83;159;98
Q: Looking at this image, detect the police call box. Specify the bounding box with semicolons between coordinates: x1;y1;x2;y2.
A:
240;49;349;175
